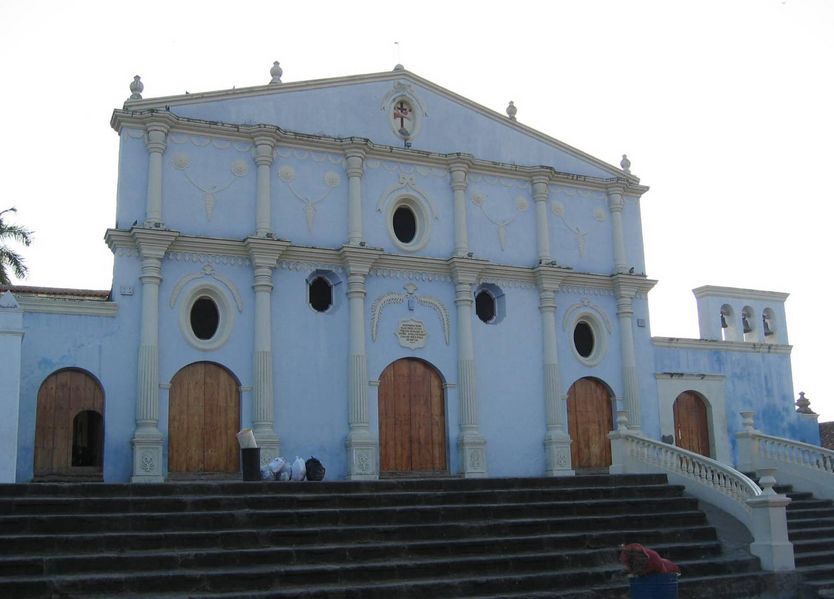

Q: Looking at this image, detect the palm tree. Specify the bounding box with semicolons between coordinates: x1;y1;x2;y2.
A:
0;207;33;285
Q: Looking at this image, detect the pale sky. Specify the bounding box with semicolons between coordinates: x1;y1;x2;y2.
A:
2;0;832;421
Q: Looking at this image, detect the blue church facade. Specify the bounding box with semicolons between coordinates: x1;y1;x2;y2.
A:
0;65;819;484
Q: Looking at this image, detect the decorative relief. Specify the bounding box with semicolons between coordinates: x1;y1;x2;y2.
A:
480;277;536;290
115;248;140;258
561;298;614;333
277;260;344;274
468;448;483;470
275;147;344;165
376;174;438;220
169;133;252;152
381;81;428;140
370;283;450;345
468;172;529;190
396;319;428;349
551;200;588;257
559;286;615;297
550;187;609;257
355;450;371;474
169;264;244;312
370;269;452;283
170;152;249;219
471;191;529;250
140;452;155;473
168;253;250;267
365;159;449;179
277;165;341;231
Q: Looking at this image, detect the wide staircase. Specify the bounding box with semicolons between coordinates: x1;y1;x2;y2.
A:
0;474;786;598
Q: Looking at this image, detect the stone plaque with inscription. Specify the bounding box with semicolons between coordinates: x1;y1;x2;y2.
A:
395;319;428;349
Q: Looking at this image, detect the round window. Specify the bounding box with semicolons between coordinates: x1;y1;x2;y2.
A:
573;321;595;358
190;297;220;340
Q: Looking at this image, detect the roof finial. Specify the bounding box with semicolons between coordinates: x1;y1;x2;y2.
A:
129;75;143;101
270;61;283;85
620;154;631;174
796;391;816;415
506;101;517;121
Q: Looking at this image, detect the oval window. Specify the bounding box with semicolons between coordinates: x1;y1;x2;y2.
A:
190;297;220;340
309;276;333;312
393;205;417;244
573;321;594;358
475;290;496;323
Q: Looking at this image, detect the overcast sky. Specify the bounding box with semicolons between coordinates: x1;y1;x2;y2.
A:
2;0;832;421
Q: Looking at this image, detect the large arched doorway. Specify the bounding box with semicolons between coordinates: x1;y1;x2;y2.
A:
378;358;447;476
674;391;711;457
168;362;240;475
34;369;104;480
567;377;613;470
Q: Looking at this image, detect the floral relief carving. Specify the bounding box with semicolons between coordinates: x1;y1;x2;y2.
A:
370;284;450;345
277;165;341;231
471;191;529;250
140;452;155;473
170;152;249;220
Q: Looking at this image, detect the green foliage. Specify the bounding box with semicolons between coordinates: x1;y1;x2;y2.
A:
0;208;33;285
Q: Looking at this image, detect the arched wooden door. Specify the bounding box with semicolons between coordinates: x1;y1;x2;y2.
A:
674;391;711;457
567;378;613;469
378;359;447;476
34;369;104;479
168;362;240;474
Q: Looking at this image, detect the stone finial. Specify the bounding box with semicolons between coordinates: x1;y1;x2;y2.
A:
506;101;517;121
620;154;631;174
393;64;405;71
796;391;816;414
129;75;143;100
269;61;283;84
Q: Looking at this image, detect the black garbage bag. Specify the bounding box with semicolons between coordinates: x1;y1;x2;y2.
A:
305;457;325;481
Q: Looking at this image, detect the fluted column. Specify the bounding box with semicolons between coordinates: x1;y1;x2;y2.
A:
345;146;366;246
607;186;628;274
131;228;177;482
534;267;573;476
449;160;471;256
613;278;641;430
340;246;383;479
531;171;551;264
144;122;169;227
0;291;24;483
253;134;276;238
245;238;290;465
448;257;488;477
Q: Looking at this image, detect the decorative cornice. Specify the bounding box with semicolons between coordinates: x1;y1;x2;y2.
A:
652;337;792;355
611;274;658;297
340;245;384;276
692;286;789;303
12;295;118;317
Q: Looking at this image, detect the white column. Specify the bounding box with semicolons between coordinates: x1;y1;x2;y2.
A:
607;186;628;274
340;246;382;479
131;228;177;482
613;278;641;431
144;122;169;227
245;238;289;465
345;146;365;246
449;160;470;257
253;134;276;238
531;172;551;264
534;268;573;476
0;292;23;483
448;257;488;477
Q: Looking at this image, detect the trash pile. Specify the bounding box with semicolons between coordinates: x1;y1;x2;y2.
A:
261;456;326;482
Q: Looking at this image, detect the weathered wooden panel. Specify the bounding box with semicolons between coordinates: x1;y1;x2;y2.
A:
567;378;613;469
674;391;711;457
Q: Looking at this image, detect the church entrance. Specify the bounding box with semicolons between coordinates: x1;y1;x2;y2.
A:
168;362;240;476
567;377;613;470
674;391;711;457
34;369;104;480
378;358;447;476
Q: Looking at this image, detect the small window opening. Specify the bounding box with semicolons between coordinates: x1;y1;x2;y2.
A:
191;297;220;340
393;205;417;244
475;290;496;323
72;410;103;468
763;309;775;337
574;321;594;358
309;276;333;312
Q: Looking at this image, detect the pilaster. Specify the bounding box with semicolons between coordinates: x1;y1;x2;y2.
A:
448;256;490;478
0;292;23;483
449;159;472;257
144;122;169;228
612;274;649;431
252;133;277;238
531;171;552;264
344;146;366;246
606;185;627;274
131;227;178;483
340;245;383;479
245;237;290;465
534;266;573;476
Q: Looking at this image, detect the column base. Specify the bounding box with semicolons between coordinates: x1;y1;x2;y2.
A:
458;431;487;478
346;429;378;480
252;427;281;468
131;427;164;483
544;430;575;477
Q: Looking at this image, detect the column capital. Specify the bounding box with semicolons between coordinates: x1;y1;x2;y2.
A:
131;227;178;261
533;265;567;292
252;133;277;166
530;170;551;200
447;256;489;285
145;121;169;153
611;274;657;299
340;245;383;276
606;185;625;211
244;236;291;267
344;145;367;177
449;160;471;191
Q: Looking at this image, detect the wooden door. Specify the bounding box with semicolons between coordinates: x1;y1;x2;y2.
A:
34;369;104;478
674;391;711;457
567;378;613;469
169;362;240;474
378;359;447;475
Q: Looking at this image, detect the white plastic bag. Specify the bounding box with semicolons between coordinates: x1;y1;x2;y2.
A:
291;456;306;481
267;457;286;480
